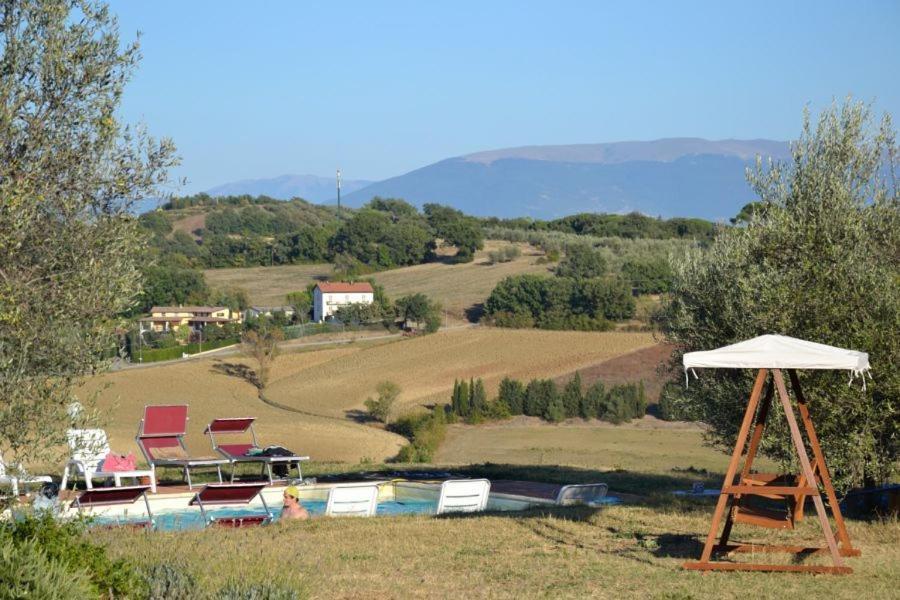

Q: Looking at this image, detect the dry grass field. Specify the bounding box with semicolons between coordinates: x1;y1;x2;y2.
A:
435;418;750;474
203;241;551;318
80;329;656;463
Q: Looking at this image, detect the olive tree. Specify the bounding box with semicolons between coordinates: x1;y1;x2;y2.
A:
0;0;177;475
659;99;899;491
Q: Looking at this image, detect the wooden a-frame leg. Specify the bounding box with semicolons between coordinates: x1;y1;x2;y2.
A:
718;379;774;550
788;370;859;556
695;368;769;564
772;370;845;569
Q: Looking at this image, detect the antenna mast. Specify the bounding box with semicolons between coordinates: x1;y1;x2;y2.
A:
336;168;342;216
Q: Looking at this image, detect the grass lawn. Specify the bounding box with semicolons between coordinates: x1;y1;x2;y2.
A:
95;458;899;599
203;241;551;320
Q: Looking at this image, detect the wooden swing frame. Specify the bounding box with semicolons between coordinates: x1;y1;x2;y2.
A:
683;368;859;574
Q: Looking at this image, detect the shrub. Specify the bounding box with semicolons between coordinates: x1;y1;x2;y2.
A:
582;382;605;419
0;513;145;598
143;563;198;600
561;373;583;418
218;581;303;600
364;381;400;424
392;408;447;463
0;535;95;599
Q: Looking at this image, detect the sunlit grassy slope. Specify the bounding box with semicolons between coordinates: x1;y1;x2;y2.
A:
80;329;655;464
203;241;551;318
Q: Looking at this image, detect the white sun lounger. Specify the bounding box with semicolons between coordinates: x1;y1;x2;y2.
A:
61;429;157;493
0;452;52;498
436;479;491;514
555;483;609;506
325;484;379;517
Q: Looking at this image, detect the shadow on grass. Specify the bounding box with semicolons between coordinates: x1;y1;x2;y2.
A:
454;463;722;507
210;360;260;388
464;303;485;323
344;409;379;424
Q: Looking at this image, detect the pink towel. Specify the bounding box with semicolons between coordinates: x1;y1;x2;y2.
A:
101;452;137;472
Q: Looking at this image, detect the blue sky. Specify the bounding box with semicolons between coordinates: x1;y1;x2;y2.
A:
111;0;900;193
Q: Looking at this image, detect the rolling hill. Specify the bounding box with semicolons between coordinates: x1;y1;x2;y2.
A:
342;138;790;220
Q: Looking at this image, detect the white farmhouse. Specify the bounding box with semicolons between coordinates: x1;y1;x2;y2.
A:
313;281;375;322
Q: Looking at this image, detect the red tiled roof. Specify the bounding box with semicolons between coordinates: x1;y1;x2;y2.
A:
315;282;374;293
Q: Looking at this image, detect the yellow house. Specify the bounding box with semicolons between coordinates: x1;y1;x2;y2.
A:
139;305;242;334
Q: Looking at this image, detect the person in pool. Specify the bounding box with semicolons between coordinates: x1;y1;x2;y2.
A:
281;485;309;520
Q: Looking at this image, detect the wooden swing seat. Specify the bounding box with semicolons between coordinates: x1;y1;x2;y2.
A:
683;368;860;574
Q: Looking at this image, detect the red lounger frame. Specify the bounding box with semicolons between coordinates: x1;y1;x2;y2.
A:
189;483;273;527
71;485;155;529
204;417;310;484
136;404;228;490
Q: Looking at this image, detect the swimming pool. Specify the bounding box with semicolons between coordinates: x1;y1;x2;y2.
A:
76;481;619;531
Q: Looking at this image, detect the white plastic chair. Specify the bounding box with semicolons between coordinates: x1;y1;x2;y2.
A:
555;483;608;506
0;452;52;497
436;479;491;514
325;484;379;517
61;429;156;493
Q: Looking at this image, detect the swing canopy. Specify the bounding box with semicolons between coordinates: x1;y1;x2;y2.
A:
683;334;870;374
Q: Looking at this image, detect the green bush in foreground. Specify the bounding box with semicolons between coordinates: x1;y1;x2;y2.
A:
0;513;146;598
0;535;95;599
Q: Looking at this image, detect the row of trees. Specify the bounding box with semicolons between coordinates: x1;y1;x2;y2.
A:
447;374;647;424
481;212;718;240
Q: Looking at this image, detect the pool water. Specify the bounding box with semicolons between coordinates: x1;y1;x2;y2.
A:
98;498;454;531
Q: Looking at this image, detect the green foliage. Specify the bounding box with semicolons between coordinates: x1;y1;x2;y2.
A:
138;211;173;236
0;534;95;599
330;208;432;269
581;381;604;419
1;513;146;598
139;265;209;312
0;0;178;470
556;244;607;279
561;372;584;418
485;274;632;330
498;377;525;414
392;407;447;463
659;99;900;490
598;383;647;424
395;292;441;333
286;291;312;322
487;245;521;264
424;203;484;262
364;381;401;424
524;379;557;417
134;337;239;363
481;211;717;241
621;257;674;294
142;563;198;600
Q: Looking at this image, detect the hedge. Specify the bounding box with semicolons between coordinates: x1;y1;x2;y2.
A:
133;337;239;363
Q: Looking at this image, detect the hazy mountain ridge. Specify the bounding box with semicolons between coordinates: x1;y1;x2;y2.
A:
205;173;372;203
342;139;790;220
196;139;792;220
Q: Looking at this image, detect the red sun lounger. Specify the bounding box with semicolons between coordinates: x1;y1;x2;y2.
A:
204;418;310;484
135;405;228;490
71;485;155;529
189;482;273;527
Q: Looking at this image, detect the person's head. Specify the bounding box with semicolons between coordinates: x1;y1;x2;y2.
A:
283;485;300;507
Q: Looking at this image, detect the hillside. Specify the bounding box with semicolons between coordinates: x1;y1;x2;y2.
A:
341;138;790;220
204;240;551;318
80;329;655;463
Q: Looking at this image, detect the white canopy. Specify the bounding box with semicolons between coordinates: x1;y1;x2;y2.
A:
683;335;870;374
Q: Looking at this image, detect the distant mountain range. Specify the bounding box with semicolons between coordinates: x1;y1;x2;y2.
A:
188;138;792;220
342;139;790;220
205;174;372;203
